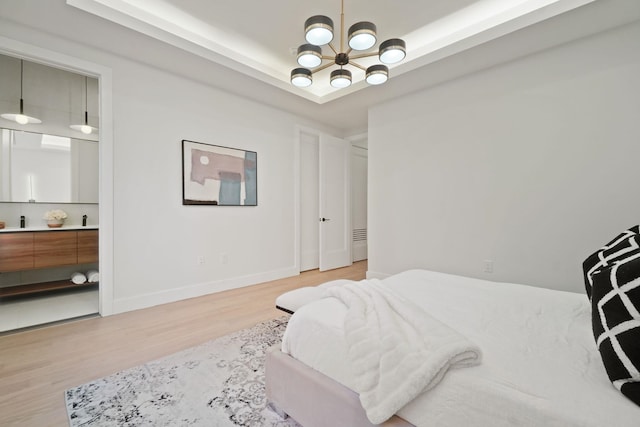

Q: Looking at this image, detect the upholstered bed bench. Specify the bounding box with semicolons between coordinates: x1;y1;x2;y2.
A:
275;279;353;314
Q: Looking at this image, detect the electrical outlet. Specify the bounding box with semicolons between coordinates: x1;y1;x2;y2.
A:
197;256;205;265
220;253;229;265
483;260;494;273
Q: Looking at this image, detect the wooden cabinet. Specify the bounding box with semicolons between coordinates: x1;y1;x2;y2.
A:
0;233;35;271
0;229;99;298
77;230;99;264
34;231;78;268
0;229;99;272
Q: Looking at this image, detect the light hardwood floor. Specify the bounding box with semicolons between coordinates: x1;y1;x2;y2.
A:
0;261;367;427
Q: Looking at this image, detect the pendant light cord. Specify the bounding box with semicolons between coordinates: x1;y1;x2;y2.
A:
19;59;25;115
85;76;89;125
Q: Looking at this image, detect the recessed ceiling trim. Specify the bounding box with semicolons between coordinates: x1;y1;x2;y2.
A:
67;0;597;105
406;0;596;60
387;0;598;80
66;0;315;100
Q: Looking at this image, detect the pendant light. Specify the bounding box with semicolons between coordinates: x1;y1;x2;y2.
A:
348;22;377;51
1;59;42;125
290;0;406;89
70;76;98;135
379;39;406;64
291;68;313;87
365;64;388;85
330;69;352;88
304;15;334;46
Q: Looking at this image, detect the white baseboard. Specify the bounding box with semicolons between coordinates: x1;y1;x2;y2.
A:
366;270;391;279
112;266;299;315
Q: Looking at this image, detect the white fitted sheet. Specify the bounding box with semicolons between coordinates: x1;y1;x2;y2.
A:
281;269;640;427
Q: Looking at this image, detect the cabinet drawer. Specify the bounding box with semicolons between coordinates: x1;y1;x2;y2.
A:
34;231;78;268
77;230;99;264
0;233;34;271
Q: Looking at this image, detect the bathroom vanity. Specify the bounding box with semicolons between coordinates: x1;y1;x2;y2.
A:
0;227;98;297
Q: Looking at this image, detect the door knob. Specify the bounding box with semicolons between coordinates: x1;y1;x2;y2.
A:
320;217;331;222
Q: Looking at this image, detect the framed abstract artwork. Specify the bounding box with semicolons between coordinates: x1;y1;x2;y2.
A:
182;140;257;206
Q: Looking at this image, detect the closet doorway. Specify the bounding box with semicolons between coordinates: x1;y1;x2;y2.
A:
298;128;367;272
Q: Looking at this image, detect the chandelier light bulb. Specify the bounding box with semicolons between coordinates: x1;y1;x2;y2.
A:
379;38;406;64
291;68;313;87
304;15;334;46
297;44;323;68
15;114;29;125
365;64;388;85
330;69;352;88
348;22;377;51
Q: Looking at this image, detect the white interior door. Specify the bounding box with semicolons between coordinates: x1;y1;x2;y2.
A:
319;134;352;271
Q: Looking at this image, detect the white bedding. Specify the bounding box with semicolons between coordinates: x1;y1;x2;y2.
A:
281;269;640;427
324;278;481;424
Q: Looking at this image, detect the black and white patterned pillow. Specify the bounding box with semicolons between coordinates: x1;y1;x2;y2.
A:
583;225;640;298
591;239;640;406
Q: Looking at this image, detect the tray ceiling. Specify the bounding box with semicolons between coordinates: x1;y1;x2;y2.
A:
66;0;597;104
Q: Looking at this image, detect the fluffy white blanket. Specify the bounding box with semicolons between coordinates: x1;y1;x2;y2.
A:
326;279;482;424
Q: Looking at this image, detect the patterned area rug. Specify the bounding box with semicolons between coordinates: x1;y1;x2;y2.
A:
65;317;301;426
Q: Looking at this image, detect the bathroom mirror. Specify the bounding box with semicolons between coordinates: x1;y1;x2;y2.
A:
0;128;98;203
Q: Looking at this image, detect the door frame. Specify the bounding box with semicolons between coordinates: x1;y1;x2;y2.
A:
0;35;115;316
293;125;315;273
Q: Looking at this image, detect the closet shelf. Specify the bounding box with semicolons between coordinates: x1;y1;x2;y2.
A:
0;280;98;298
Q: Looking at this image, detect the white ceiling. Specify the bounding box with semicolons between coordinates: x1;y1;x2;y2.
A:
1;0;638;133
66;0;600;103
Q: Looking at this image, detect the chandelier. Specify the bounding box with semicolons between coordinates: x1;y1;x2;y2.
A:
290;0;406;89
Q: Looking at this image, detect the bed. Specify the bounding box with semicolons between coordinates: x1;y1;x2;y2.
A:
265;269;640;427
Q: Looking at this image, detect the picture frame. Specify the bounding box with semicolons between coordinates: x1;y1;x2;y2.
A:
182;139;257;206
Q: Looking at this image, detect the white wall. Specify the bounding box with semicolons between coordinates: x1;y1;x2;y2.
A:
0;9;340;313
368;21;640;293
110;60;302;307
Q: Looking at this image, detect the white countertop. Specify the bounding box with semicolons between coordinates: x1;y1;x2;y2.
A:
0;225;99;233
